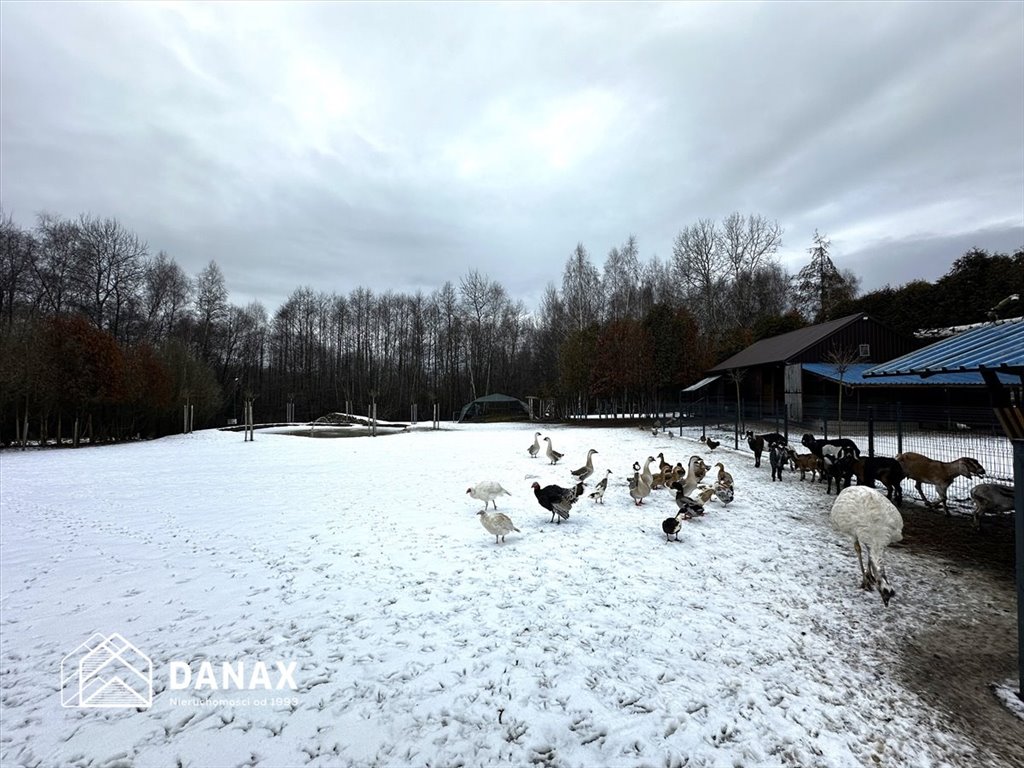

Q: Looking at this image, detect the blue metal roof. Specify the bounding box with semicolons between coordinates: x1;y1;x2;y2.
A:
864;319;1024;377
805;363;1016;387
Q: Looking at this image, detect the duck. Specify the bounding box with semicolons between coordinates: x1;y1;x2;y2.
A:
571;449;599;482
528;432;542;458
477;510;520;544
662;511;686;542
543;437;563;465
657;453;673;475
589;469;612;504
670;481;714;518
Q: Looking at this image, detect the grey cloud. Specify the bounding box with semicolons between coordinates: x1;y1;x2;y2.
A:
2;2;1021;314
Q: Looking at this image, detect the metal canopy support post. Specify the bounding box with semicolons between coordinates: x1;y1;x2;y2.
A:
1014;438;1024;702
981;367;1024;702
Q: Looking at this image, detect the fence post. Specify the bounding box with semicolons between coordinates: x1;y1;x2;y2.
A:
823;418;829;441
867;406;875;458
896;403;903;455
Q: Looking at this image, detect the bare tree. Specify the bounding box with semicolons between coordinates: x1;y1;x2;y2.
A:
602;235;642;322
31;213;82;318
0;211;36;329
823;343;860;437
74;214;147;340
142;251;192;342
561;243;603;334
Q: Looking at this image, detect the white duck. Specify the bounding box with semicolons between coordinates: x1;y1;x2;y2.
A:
477;510;520;544
528;432;542;459
466;481;512;510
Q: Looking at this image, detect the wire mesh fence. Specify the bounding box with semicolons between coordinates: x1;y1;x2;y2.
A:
674;399;1015;515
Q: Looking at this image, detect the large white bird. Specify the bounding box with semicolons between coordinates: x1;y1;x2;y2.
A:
466;481;512;510
528;432;542;458
571;449;599;482
477;509;520;544
544;437;564;465
830;486;904;606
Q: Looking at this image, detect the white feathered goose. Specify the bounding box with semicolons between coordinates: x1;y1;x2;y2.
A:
466;481;512;510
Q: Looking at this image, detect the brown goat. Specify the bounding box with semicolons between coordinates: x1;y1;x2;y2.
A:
896;452;986;515
788;450;824;482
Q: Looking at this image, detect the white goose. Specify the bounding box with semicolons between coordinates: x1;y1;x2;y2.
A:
528;432;542;459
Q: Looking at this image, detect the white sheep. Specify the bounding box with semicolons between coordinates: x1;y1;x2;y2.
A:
830;486;904;606
896;452;986;515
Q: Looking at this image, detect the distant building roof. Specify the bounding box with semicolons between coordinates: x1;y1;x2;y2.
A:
914;314;1024;340
864;318;1024;378
708;314;869;372
804;362;1017;387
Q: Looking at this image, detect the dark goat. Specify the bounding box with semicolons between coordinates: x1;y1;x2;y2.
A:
823;446;857;495
769;443;786;481
849;456;905;506
745;431;787;468
801;433;862;461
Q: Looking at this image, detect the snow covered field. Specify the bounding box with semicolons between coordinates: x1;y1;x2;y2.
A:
1;423;1021;767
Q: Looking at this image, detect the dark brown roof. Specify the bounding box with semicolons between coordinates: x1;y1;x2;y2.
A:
708;314;869;372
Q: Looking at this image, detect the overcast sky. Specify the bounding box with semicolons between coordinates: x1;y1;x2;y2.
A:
2;1;1022;312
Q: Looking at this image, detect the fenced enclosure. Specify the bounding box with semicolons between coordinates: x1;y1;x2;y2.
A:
678;398;1016;514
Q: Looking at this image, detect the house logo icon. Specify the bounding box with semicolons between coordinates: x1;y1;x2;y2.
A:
61;633;153;708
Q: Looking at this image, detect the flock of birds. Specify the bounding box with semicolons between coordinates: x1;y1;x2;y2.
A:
470;430;738;546
469;427;908;609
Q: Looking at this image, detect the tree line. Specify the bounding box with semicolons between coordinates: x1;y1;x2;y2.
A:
0;207;1020;445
